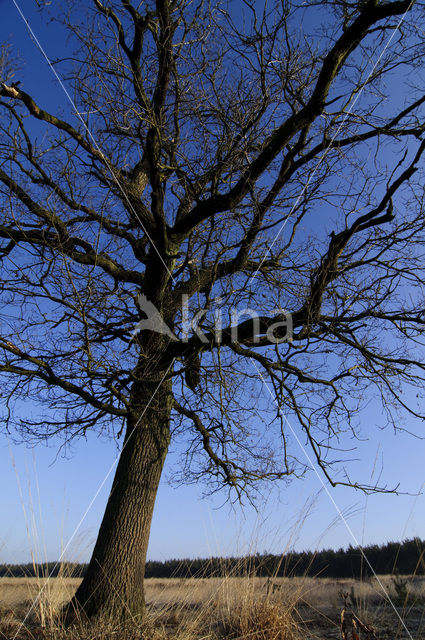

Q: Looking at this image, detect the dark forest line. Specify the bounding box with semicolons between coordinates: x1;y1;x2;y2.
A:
1;538;424;579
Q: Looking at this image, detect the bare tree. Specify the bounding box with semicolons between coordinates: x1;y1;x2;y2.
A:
1;0;425;621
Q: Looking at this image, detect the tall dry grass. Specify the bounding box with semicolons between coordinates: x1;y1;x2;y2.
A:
3;572;425;639
0;574;307;640
4;573;425;640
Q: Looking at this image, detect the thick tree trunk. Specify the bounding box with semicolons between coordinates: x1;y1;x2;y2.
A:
67;375;172;622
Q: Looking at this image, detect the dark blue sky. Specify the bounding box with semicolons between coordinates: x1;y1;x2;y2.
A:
0;1;424;566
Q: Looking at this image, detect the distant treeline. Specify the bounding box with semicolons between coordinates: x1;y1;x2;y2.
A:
2;538;425;579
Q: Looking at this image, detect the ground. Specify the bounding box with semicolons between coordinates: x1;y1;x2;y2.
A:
0;575;424;639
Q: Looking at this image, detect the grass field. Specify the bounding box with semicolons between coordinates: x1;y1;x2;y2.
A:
0;575;424;639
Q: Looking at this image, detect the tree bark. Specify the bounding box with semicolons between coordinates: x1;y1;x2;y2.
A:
67;374;172;622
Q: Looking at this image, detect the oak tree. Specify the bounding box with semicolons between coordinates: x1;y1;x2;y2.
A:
1;0;425;621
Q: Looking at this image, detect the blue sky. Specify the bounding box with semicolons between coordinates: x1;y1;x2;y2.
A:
2;409;425;564
0;2;424;568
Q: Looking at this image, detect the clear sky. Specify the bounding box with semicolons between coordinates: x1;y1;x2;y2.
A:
0;2;424;569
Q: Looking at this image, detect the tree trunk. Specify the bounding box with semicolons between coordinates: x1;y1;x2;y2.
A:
67;375;172;622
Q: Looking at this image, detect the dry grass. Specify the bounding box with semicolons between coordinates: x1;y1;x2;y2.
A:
0;577;81;610
1;575;425;640
0;575;305;640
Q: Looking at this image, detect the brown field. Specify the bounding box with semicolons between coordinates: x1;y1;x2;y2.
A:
0;575;424;639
